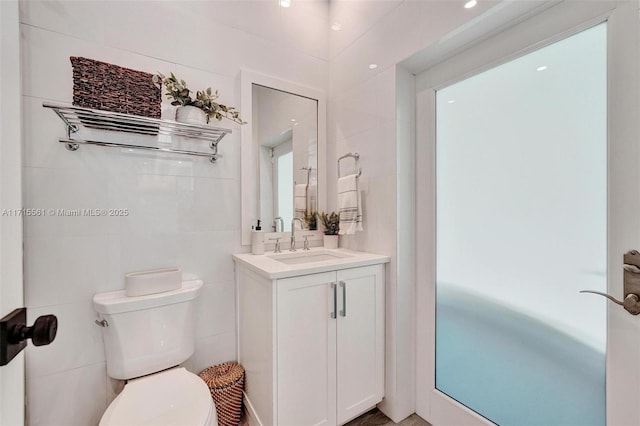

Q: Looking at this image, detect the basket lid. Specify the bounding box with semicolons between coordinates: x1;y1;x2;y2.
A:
99;368;213;426
199;362;245;388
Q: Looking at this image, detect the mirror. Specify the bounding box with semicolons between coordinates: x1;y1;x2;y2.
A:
253;84;318;232
241;70;326;246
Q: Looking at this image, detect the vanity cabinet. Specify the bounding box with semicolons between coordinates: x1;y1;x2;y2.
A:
236;262;385;426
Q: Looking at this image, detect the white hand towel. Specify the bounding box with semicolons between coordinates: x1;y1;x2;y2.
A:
338;174;363;235
295;184;307;219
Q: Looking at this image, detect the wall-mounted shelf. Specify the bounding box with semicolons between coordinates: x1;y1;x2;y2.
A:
43;102;232;163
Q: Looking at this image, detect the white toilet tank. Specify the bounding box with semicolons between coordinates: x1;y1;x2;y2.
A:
93;279;203;380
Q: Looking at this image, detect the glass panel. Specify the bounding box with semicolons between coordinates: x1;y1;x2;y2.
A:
435;23;607;425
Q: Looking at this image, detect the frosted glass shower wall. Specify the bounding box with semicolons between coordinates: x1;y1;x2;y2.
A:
435;23;607;425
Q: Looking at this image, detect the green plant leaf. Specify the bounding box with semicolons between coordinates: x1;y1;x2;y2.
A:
156;71;245;125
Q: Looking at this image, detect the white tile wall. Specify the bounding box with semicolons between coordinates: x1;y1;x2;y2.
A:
26;303;105;378
327;0;499;421
26;363;107;426
20;1;328;423
24;235;112;306
20;0;507;422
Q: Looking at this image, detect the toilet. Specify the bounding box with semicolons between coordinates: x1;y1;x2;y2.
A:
93;279;217;426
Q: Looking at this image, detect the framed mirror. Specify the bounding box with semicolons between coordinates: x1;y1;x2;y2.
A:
241;70;326;246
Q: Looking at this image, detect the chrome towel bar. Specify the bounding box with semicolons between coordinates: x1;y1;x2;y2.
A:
337;152;362;178
44;102;231;163
59;138;223;160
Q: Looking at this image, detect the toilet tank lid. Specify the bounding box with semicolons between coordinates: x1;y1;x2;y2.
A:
93;280;203;314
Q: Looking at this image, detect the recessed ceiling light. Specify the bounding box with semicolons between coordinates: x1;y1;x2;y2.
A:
331;22;342;31
464;0;477;8
537;65;548;71
290;118;297;122
369;63;378;70
294;123;299;126
280;0;291;8
448;100;455;104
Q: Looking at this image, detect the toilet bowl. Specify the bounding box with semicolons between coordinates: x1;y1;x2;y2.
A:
94;279;217;425
99;368;216;426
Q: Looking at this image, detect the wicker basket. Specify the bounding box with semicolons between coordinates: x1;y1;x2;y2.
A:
199;362;245;426
70;56;161;118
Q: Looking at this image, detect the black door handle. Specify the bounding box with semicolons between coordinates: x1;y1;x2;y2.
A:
1;308;58;366
10;314;57;346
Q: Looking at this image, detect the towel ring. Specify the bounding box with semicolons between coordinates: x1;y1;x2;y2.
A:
337;152;362;178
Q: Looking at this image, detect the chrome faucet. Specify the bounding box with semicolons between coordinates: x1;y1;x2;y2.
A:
290;218;304;251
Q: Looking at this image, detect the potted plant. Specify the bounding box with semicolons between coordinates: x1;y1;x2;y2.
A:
320;212;339;249
153;72;245;125
304;211;318;231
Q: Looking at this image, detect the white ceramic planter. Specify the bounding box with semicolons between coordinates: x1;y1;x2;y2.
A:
175;105;207;125
323;234;338;249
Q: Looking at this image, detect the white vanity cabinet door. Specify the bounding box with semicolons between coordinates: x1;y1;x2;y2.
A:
237;261;386;426
276;271;337;426
335;265;385;425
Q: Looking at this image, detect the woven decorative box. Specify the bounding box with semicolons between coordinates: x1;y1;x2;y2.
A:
199;362;245;426
70;56;161;118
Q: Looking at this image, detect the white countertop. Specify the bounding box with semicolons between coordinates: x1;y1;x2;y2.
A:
233;247;390;279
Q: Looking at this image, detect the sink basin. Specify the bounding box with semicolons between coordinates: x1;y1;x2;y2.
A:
234;249;390;279
268;250;353;265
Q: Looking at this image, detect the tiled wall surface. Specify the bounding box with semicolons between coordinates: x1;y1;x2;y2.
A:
20;0;505;423
20;1;328;424
327;1;498;421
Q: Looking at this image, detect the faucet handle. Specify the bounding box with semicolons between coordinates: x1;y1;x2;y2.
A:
302;234;315;251
268;237;282;253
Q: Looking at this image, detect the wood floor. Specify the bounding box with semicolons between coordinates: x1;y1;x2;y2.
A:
241;407;431;425
345;408;431;426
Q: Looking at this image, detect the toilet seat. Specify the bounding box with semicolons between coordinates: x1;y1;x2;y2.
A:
99;367;216;426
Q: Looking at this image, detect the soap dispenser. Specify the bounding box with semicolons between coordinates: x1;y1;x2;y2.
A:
251;220;265;255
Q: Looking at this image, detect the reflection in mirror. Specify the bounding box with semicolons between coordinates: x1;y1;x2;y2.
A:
253;84;318;232
241;70;326;246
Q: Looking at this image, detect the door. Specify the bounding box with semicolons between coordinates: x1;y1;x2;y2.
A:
336;265;384;425
416;2;640;425
276;272;337;426
0;1;25;425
